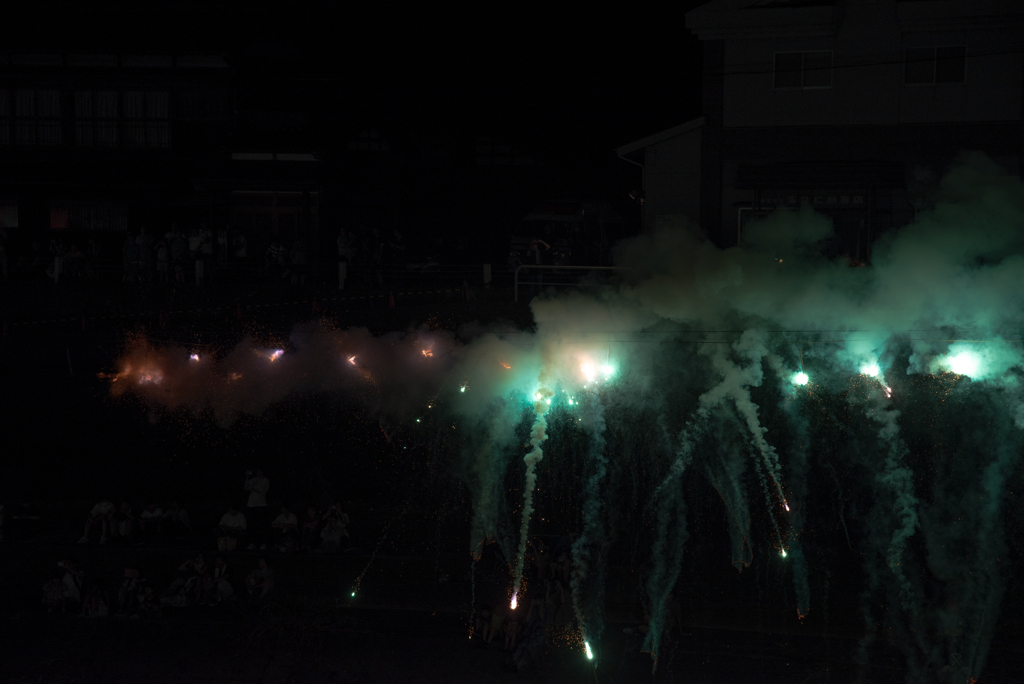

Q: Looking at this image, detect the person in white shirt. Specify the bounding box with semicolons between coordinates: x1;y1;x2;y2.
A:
215;504;247;551
79;500;116;544
139;503;163;544
270;504;299;550
61;557;83;613
212;555;234;603
244;470;269;507
318;517;344;553
244;470;270;549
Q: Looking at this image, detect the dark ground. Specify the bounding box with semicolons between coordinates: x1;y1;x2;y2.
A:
2;540;1023;684
2;278;1024;683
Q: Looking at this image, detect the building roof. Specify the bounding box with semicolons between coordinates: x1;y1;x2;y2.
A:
686;0;1024;39
614;117;705;163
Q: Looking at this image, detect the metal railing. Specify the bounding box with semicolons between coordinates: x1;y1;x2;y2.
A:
513;264;635;302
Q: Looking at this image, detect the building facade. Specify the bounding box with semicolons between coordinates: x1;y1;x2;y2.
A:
618;0;1024;259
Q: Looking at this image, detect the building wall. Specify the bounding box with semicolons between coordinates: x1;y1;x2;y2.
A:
644;124;703;230
720;2;1023;128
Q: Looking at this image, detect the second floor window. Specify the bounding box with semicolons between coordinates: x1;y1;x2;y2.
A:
75;90;170;148
0;90;62;146
774;51;833;89
905;46;966;85
75;91;120;147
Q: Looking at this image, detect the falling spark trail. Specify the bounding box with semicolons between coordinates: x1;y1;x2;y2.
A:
353;506;409;597
510;386;552;607
571;394;607;656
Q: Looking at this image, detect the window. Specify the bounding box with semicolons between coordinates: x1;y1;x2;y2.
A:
905;46;966;84
181;89;228;121
347;129;389;152
8;90;62;146
74;90;169;148
76;91;119;147
774;51;833;89
475;137;535;166
49;200;128;231
231;191;319;242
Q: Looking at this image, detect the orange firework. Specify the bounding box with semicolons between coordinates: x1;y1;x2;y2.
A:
422;349;433;357
500;362;511;369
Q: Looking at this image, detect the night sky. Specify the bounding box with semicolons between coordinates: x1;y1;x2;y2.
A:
5;3;1024;684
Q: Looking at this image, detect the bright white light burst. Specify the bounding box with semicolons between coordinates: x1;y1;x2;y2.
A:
860;362;880;377
793;372;809;385
581;363;596;381
947;351;980;377
585;641;594;660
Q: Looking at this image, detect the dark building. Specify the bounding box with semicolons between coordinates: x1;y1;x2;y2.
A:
0;2;328;278
616;0;1024;260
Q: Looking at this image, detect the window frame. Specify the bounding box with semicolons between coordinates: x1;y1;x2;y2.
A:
903;45;967;86
773;50;834;91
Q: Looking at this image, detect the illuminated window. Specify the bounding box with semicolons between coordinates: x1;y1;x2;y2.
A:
905;46;966;85
773;51;833;89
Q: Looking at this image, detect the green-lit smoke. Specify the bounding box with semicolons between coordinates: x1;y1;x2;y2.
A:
510;385;553;606
643;420;700;670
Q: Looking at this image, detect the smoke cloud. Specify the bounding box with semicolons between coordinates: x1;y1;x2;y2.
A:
106;153;1024;679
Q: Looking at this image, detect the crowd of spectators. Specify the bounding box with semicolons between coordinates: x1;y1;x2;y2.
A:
76;470;352;554
0;218;461;300
43;551;276;617
29;468;357;618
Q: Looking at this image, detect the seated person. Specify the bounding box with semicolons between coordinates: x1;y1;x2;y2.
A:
215;504;246;551
270;503;299;551
317;516;345;553
486;604;505;644
136;585;159;616
60;557;83;614
245;557;274;602
42;568;64;613
79;500;116;544
82;580;110;617
138;503;163;544
301;507;321;550
162;501;190;542
118;567;141;615
212;555;234;603
504;613;521;651
474;604;493;643
112;501;137;544
162;553;211;606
